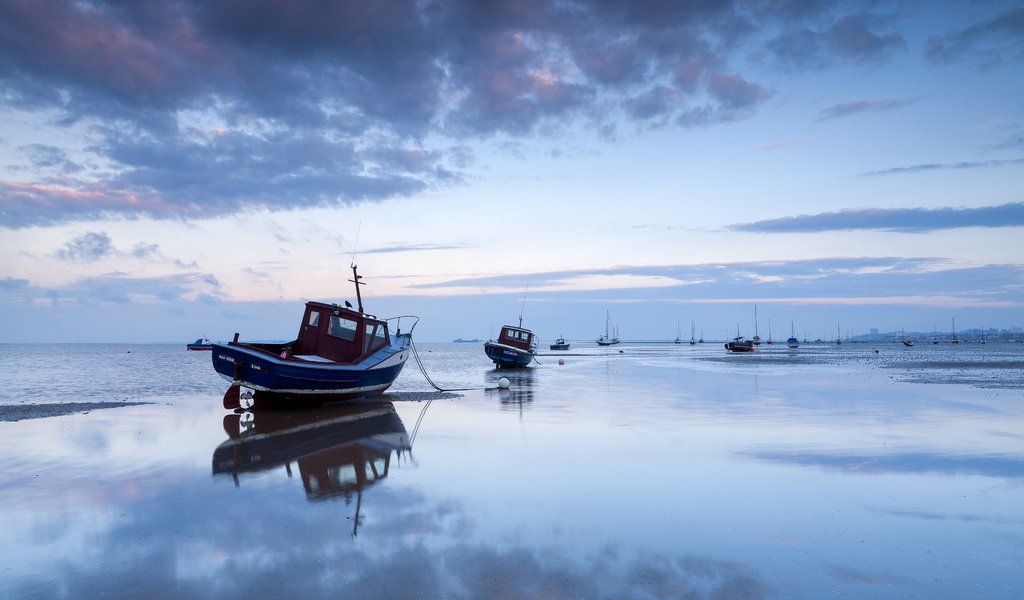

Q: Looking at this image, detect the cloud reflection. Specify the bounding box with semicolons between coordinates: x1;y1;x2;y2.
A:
745;450;1024;479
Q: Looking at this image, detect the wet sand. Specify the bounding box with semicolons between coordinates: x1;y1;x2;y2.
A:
2;342;1022;599
0;401;151;421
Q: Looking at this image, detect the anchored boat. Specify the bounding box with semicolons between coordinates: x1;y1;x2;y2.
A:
485;321;538;367
187;337;213;351
211;265;417;408
549;336;571;351
596;310;620;346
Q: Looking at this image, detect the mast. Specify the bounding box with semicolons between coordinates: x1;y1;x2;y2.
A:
349;264;365;314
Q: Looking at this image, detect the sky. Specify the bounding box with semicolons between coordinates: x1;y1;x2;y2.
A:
1;0;1022;343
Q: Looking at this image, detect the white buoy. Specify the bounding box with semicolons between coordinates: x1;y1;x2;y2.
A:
498;377;510;389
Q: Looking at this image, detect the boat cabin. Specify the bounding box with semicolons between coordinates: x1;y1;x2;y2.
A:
497;325;535;352
289;301;390;364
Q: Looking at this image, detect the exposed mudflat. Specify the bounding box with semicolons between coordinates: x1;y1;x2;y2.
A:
0;402;150;422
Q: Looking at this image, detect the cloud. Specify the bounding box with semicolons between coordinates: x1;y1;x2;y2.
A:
404;258;1024;307
746;450;1024;479
50;230;196;267
362;242;474;254
817;98;915;120
925;7;1024;67
766;12;906;70
52;272;223;305
730;203;1024;233
0;0;911;228
54;231;114;262
859;158;1024;176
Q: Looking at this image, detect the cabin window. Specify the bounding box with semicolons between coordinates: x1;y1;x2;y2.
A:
328;315;358;341
363;323;389;353
308;312;320;327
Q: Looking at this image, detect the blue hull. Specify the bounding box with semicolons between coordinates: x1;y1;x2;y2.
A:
484;342;534;368
212;338;410;399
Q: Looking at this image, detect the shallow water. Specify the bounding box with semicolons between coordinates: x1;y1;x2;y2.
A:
1;341;1022;599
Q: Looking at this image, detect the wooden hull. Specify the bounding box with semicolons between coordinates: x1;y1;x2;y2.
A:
484;342;534;367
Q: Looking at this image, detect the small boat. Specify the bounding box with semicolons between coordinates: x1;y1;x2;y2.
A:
596;311;620;346
485;290;538;368
187;337;213;351
674;322;682;344
903;339;915;347
725;336;755;353
211;265;417;409
752;305;761;345
726;324;755;352
787;322;799;348
484;322;537;367
951;318;959;344
549;336;571;351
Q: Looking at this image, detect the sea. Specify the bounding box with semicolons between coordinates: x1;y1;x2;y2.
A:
1;340;1022;599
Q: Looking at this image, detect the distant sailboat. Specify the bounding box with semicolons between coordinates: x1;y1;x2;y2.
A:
951;317;959;344
674;321;683;344
766;317;774;344
752;305;761;345
835;321;842;345
787;322;799;348
689;321;696;345
596;311;620;346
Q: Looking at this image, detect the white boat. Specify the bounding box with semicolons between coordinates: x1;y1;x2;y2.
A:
596;311;620;346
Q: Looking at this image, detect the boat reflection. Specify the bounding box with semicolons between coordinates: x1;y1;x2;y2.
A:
486;368;536;409
213;401;412;532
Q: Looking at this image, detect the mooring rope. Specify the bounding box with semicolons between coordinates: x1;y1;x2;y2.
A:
409;337;487;392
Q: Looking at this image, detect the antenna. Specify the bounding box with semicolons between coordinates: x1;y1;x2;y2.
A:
518;284;529;328
349;221;362;266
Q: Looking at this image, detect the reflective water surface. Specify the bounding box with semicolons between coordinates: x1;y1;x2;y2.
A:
1;342;1022;599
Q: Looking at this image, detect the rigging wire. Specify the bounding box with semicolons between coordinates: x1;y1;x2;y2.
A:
408;336;490;393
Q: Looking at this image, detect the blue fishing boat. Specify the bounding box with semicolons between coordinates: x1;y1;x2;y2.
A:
485;322;537;367
549;336;570;351
187;337;213;351
211;265;417;409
